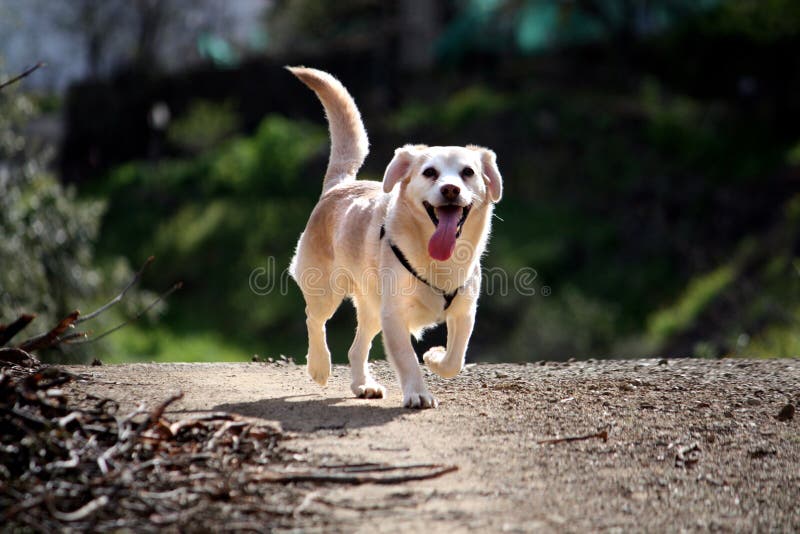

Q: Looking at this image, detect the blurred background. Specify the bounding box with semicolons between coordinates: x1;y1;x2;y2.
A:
1;0;798;364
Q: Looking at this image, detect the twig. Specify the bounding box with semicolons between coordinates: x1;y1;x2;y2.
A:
6;407;51;430
368;445;410;452
0;62;45;91
251;464;459;484
7;256;180;354
292;491;320;517
72;282;183;344
48;496;109;522
17;311;80;352
0;347;37;365
76;256;154;324
3;495;46;521
116;392;185;457
144;391;184;429
316;462;447;473
0;314;36;346
206;420;248;450
536;429;608;445
56;331;90;344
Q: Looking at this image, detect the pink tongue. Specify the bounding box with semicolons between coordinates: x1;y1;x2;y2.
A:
428;206;462;261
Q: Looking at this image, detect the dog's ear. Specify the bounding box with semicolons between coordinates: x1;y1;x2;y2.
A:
383;145;420;193
477;147;503;202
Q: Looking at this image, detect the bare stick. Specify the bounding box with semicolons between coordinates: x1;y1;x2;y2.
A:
145;391;184;429
76;256;155;324
18;311;80;352
316;462;449;473
536;429;608;445
102;393;185;470
0;314;37;346
48;496;109;522
3;496;46;521
0;347;37;365
0;62;45;91
57;331;90;344
252;464;459;485
72;282;183;344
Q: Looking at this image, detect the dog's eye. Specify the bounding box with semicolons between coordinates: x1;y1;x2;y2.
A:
422;167;439;179
461;166;475;178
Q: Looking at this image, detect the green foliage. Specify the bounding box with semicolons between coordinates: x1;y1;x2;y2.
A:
644;195;800;358
209;115;326;194
787;141;800;167
167;99;240;154
80;0;800;362
0;88;159;362
711;0;800;41
266;0;386;53
726;201;800;358
510;287;619;361
744;323;800;357
90;73;800;363
0;90;104;328
101;325;250;363
91;115;326;361
647;265;736;344
389;86;509;134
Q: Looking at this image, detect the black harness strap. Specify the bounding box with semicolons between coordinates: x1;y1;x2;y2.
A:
380;224;459;310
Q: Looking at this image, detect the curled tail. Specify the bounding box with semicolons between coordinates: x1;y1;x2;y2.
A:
287;66;369;193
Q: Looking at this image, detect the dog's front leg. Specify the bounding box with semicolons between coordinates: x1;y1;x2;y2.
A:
381;308;438;409
423;312;475;379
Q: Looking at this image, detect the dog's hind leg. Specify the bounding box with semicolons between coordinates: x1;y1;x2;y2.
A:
303;292;342;386
348;296;385;398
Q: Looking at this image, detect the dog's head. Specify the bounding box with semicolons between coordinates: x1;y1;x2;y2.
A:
383;144;502;261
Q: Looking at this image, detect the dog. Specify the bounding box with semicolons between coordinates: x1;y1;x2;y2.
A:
287;67;502;408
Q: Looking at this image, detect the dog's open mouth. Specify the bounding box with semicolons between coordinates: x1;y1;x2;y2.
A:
423;201;472;261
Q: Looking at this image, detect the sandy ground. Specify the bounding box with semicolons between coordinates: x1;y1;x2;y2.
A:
65;358;799;533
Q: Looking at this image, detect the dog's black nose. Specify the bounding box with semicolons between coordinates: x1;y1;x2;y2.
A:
440;184;460;201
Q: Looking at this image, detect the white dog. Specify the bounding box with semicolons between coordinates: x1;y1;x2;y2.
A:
287;67;502;408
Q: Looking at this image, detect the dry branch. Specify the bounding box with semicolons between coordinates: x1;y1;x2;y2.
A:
57;331;90;344
18;311;80;352
251;464;459;485
141;391;184;431
0;62;44;91
2;256;182;356
536;429;609;445
0;347;37;365
1;365;459;531
72;281;183;344
75;256;154;324
48;496;110;522
0;314;36;346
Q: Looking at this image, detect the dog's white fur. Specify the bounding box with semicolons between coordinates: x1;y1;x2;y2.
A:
287;67;502;408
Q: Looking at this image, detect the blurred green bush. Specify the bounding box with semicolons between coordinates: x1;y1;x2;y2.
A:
0;91;103;327
59;0;800;362
87;76;800;362
167;100;240;155
0;89;155;361
88;115;327;361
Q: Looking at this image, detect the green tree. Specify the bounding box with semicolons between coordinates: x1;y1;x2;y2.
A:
0;88;106;329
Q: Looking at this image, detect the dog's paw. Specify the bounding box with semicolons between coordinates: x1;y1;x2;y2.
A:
306;356;331;386
351;380;386;399
423;346;460;379
402;387;438;409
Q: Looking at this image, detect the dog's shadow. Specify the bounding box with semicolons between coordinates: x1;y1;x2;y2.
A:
212;395;411;433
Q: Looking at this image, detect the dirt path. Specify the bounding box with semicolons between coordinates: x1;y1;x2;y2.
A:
66;358;799;532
